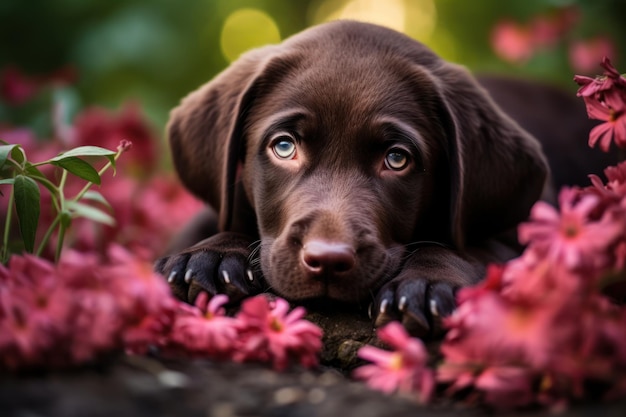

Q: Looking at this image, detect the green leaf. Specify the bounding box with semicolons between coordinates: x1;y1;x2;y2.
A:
67;201;115;226
51;156;101;184
0;144;18;170
14;175;40;253
0;144;25;172
10;146;26;165
81;190;112;208
24;164;58;196
50;146;116;164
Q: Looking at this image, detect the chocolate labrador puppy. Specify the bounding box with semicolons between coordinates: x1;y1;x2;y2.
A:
156;20;551;337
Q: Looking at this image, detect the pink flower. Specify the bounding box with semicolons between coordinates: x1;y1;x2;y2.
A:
502;253;582;302
584;89;626;151
605;161;626;185
234;296;323;371
0;255;74;369
0;66;40;105
474;366;536;409
57;251;129;361
589;162;626;206
59;248;177;360
569;38;616;74
104;245;175;316
72;103;158;173
102;246;177;355
0;66;75;106
529;17;562;49
490;8;578;66
545;296;626;394
442;291;563;372
0;247;182;369
529;7;578;49
353;322;434;402
127;175;204;255
167;292;238;358
438;234;626;408
437;277;580;408
574;57;626;151
518;188;623;271
574;57;626;98
490;20;534;64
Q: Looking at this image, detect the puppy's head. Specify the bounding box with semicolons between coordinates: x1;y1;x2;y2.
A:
168;21;548;303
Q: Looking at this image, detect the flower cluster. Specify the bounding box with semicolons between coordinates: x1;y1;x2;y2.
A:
0;250;323;371
232;296;323;370
491;7;579;65
490;6;615;72
0;66;75;106
574;57;626;151
165;294;323;371
0;247;176;370
355;59;626;409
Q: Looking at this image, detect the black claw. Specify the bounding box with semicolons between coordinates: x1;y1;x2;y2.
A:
184;269;193;284
155;235;265;305
427;282;456;318
373;296;402;328
373;276;460;339
154;257;168;274
401;308;430;338
374;310;396;329
426;282;457;337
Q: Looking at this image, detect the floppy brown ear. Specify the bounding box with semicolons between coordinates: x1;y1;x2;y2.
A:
431;63;549;248
166;46;279;231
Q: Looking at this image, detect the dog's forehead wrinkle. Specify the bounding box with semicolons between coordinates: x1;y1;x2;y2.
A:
252;75;441;164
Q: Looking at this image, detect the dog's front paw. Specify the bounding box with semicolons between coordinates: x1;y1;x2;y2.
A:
370;246;485;338
154;233;265;303
371;274;457;339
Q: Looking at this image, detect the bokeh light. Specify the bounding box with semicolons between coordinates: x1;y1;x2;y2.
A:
1;0;625;130
308;0;437;43
220;8;282;63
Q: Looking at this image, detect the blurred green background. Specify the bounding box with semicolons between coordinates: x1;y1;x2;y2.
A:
0;0;624;135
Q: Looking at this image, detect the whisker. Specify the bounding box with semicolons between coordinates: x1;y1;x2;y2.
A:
246;240;262;263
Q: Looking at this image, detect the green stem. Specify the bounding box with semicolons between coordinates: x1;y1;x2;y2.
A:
46;148;124;261
4;158;23;172
53;170;69;263
54;221;66;263
70;151;124;203
35;216;61;257
1;186;15;263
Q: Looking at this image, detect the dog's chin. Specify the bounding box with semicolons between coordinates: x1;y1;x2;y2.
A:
269;280;368;304
293;297;368;314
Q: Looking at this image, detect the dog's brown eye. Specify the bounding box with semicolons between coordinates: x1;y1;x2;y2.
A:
385;149;409;170
272;137;297;160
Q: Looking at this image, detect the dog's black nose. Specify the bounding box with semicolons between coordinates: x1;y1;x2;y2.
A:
301;240;356;275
